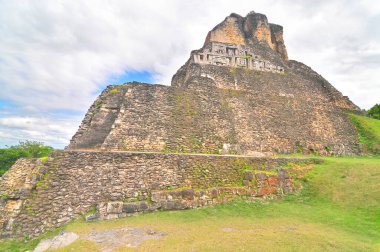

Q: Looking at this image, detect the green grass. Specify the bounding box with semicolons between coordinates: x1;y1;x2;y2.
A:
1;156;379;251
0;226;66;252
350;113;380;154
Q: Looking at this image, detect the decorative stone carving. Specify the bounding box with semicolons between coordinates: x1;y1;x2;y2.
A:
192;42;285;73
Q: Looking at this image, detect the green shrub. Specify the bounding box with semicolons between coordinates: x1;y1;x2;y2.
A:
367;103;380;120
349;114;380;154
0;141;54;176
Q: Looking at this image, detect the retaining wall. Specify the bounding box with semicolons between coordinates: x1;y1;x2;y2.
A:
0;150;318;238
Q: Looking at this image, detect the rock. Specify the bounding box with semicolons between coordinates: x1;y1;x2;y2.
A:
242;179;250;186
205;12;288;60
123;203;137;213
33;231;79;252
85;227;165;249
204;14;245;45
85;213;98;222
278;169;290;180
181;188;195;200
138;201;149;211
106;201;123;214
268;176;280;186
244;171;254;181
210;188;218;199
255;172;268;180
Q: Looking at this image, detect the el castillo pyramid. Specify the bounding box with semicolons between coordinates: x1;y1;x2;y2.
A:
0;11;362;239
68;11;360;156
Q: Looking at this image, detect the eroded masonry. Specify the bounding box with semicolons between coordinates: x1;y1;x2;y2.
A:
192;42;284;73
0;10;363;239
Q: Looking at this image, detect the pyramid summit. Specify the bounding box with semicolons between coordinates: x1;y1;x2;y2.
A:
204;12;288;60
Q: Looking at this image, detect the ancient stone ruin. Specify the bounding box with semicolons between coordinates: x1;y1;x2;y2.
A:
192;42;285;73
0;11;362;239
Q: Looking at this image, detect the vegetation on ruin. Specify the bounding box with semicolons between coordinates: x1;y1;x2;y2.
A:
95;100;102;109
1;156;379;251
349;113;380;154
0;141;54;176
367;103;380;120
109;86;121;94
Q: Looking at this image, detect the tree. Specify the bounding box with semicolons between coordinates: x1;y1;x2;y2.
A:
367;103;380;120
15;140;54;158
0;141;54;176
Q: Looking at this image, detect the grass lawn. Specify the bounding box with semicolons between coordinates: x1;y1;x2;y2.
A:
1;156;379;252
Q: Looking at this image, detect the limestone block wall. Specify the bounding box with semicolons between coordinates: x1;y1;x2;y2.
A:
67;85;126;150
69;69;360;155
67;9;361;156
0;151;317;238
0;158;47;237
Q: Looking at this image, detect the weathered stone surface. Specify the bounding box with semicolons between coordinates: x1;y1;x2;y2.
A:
181;188;195;200
204;12;288;60
106;202;123;214
0;151;318;238
67;77;360;156
255;172;268;181
85;227;165;249
244;171;254;181
33;231;79;252
204;13;246;46
123;203;138;214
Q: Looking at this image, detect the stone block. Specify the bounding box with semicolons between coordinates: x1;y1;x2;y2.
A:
138;201;149;211
255;172;268;180
162;201;174;210
257;186;277;196
243;171;254;181
123;203;138;213
106;201;123;214
210;188;218;198
174;201;188;210
85;214;98;222
268;176;280;186
181;189;194;200
278;169;290;180
242;180;250;186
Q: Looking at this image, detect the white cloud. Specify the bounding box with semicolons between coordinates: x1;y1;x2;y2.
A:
0;116;78;148
0;0;379;148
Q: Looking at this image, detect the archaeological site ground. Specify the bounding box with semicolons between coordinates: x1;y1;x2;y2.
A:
0;11;379;252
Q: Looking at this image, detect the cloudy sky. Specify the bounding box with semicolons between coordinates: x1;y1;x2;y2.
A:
0;0;379;149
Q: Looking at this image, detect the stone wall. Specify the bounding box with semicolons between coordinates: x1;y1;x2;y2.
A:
0;158;47;237
0;151;317;238
192;42;285;73
68;61;360;155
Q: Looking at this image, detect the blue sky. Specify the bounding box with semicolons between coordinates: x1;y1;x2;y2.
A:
0;0;379;149
98;70;154;93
